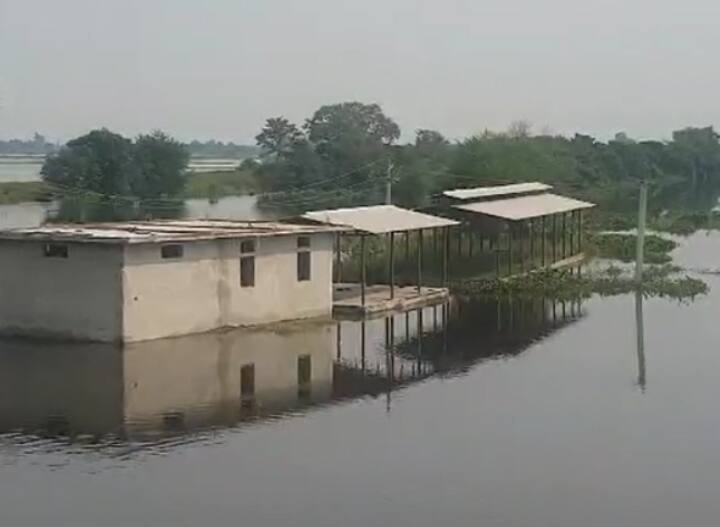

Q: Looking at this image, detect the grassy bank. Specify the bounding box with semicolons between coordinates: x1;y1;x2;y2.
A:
0;181;53;204
0;170;259;206
454;266;707;302
182;169;259;200
588;233;677;264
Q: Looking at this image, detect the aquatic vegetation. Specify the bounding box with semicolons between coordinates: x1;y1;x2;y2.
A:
454;265;707;302
588;233;677;264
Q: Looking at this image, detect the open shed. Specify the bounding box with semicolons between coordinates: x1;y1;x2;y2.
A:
441;183;596;277
304;205;459;317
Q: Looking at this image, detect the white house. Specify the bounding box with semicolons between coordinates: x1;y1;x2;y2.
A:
0;219;342;342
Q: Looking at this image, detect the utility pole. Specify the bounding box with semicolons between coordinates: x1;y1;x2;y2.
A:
635;179;648;284
385;160;394;205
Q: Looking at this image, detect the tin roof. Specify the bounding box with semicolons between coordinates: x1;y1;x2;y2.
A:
454;193;595;221
443;182;552;201
303;205;459;234
0;219;343;244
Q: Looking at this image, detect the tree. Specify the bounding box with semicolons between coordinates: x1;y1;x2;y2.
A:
41;128;188;199
133;131;189;198
255;117;304;158
415;129;449;152
507;120;532;139
305;102;400;147
41;129;137;195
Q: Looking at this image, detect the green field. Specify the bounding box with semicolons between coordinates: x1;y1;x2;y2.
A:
0;170;259;205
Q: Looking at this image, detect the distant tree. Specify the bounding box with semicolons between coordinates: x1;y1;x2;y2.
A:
133;131;189;198
255;117;304;158
415;129;448;151
305;102;400;149
507;120;532;139
41;129;137;195
613;132;635;144
303;102;400;183
41;128;188;199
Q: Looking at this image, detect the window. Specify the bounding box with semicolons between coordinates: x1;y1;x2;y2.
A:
297;236;311;282
240;364;255;399
240;239;256;287
162;411;185;431
43;243;68;258
161;244;184;259
298;354;312;399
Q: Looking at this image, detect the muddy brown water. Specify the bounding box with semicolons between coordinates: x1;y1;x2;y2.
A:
0;232;719;526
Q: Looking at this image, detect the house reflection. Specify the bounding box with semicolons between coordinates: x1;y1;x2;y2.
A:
0;295;584;446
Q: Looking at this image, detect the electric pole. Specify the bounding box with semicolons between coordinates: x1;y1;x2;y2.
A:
385;160;394;205
635;179;648;284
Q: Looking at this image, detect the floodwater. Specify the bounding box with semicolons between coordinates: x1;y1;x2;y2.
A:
0;160;244;183
0;195;269;229
0;159;43;183
0;232;719;526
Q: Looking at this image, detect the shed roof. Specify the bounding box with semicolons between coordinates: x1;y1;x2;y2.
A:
0;219;343;244
443;182;552;201
454;193;595;221
303;205;458;234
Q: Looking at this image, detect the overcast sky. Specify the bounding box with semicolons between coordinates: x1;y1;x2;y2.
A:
1;0;719;143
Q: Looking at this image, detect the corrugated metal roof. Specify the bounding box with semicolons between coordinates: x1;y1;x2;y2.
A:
443;182;552;201
454;193;595;221
0;219;343;244
303;205;458;234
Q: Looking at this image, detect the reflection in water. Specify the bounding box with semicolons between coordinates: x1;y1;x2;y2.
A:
0;296;583;453
0;195;272;230
635;291;646;391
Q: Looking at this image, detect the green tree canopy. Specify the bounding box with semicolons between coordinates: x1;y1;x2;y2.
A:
255;117;304;158
41;128;188;199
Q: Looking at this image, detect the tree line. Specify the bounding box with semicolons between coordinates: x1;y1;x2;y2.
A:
36;102;720;221
253;103;720;216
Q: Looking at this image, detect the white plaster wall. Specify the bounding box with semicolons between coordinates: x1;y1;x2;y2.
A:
122;233;334;341
0;241;124;341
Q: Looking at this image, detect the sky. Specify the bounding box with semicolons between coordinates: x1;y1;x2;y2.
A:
1;0;720;144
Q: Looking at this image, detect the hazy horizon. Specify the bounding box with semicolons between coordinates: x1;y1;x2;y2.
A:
2;0;719;144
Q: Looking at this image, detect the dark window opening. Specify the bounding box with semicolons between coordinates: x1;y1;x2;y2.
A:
240;239;256;287
241;364;255;399
161;244;184;259
298;355;312;400
162;412;186;431
297;238;311;282
240;239;256;254
240;256;255;287
43;243;68;258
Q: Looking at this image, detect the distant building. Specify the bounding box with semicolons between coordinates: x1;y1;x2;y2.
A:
0;220;342;342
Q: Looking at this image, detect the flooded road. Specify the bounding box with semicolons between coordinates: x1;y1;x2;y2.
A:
0;233;719;527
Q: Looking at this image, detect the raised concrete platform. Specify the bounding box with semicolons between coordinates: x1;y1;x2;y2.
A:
333;283;450;320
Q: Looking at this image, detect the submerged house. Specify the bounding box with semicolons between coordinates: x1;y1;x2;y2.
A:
0;220;342;342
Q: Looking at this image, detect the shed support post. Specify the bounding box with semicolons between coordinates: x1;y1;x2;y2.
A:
442;226;449;288
529;220;534;269
552;215;557;263
507;227;513;276
562;213;567;260
389;232;395;299
541;215;546;267
495;236;500;278
417;229;423;293
335;233;342;283
469;232;474;257
360;234;366;307
577;210;583;254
